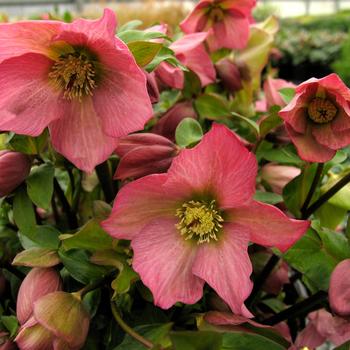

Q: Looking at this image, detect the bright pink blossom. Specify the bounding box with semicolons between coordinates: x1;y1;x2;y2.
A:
180;0;256;52
279;74;350;163
0;9;152;172
329;259;350;317
102;124;309;316
156;32;216;89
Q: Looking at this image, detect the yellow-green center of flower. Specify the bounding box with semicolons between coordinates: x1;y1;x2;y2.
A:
308;97;337;124
49;53;96;101
176;200;224;244
209;6;225;22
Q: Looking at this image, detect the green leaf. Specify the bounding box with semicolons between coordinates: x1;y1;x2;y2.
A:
115;323;172;350
118;30;167;44
26;163;54;210
111;264;138;295
13;187;36;236
118;20;143;33
278;87;295;104
1;315;19;337
18;225;60;250
170;331;222;350
60;219;113;251
6;131;48;155
322;172;350;210
260;144;303;166
128;41;162;67
183;70;202;99
175;118;203;148
259;106;283;138
195;93;231;120
12;247;59;267
254;191;283;204
335;341;350;350
231;112;259;138
222;332;286;350
315;202;347;229
146;46;186;73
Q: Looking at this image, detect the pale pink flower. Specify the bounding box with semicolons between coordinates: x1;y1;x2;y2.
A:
180;0;256;52
264;78;296;110
0;9;152;172
156;32;216;89
279;74;350;163
102;124;309;317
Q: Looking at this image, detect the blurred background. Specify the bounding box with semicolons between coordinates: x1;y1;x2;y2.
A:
1;0;350;89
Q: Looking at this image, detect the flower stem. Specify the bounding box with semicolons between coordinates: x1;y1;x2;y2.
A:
303;171;350;218
95;161;115;203
110;301;155;349
76;278;105;298
261;291;328;325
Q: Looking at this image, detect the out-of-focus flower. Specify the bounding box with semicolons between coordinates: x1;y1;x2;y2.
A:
0;150;31;197
329;259;350;317
0;9;152;172
152;101;198;141
264;78;296;110
279;74;350;163
215;58;243;93
15;291;90;350
144;71;160;104
102;124;309;317
180;0;256;52
114;133;179;180
156;32;216;89
0;332;16;350
261;163;301;195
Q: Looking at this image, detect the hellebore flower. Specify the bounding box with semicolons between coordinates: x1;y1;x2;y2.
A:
15;292;90;350
156;32;216;89
114;133;179;180
152;101;198;141
0;150;31;197
279;74;350;163
215;58;243;93
329;259;350;317
264;78;296;110
144;71;160;104
102;124;309;316
180;0;256;52
0;9;153;172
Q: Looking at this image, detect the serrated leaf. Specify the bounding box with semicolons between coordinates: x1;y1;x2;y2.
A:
175;118;203;148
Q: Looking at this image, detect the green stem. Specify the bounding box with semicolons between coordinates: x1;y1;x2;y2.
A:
300;163;324;219
110;301;154;349
96;161;115;203
76;278;105;298
303;171;350;218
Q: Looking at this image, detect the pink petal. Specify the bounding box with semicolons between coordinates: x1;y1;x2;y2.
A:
285;123;336;163
101;174;181;240
170;32;208;53
221;0;257;14
318;73;350;101
312;123;350;150
49;97;118;172
329;259;350;317
192;223;253;317
180;1;211;33
205;311;267;328
131;218;204;309
166;123;257;209
0;20;60;63
156;62;184;89
264;78;296;109
228;201;310;252
0;53;62;136
332;107;350;132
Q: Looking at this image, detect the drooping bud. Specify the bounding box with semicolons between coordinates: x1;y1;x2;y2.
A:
215;58;243;93
0;151;31;197
114;133;179;180
144;71;160;104
16;268;62;325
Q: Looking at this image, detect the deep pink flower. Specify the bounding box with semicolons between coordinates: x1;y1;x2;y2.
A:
114;133;179;180
156;32;216;89
0;9;152;172
279;74;350;163
215;58;243;93
0;150;31;197
102;124;309;316
329;259;350;317
180;0;256;52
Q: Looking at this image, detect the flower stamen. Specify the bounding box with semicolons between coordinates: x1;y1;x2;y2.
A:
308;97;337;124
49;53;96;101
175;200;224;244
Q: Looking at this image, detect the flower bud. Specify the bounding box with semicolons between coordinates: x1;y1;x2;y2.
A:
152;101;198;141
114;133;179;180
144;71;159;104
0;151;31;197
261;163;300;195
215;58;243;93
16;268;62;325
329;259;350;317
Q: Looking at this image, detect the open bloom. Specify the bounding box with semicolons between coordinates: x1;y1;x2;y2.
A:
180;0;256;52
279;74;350;163
156;32;216;89
0;9;152;172
102;124;309;316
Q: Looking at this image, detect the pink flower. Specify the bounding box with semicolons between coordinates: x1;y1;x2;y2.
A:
180;0;256;52
264;78;296;110
329;259;350;317
114;133;179;180
279;74;350;163
215;58;243;93
144;71;160;104
152;101;198;141
102;124;309;316
156;32;216;89
0;9;152;172
0;151;31;197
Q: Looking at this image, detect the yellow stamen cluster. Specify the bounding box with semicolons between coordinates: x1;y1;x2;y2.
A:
176;200;224;244
49;53;96;101
308;97;337;124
